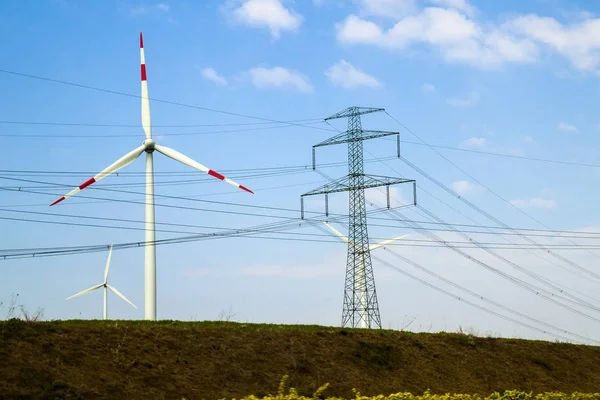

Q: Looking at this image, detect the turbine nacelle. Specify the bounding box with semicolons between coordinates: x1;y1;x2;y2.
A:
143;138;156;152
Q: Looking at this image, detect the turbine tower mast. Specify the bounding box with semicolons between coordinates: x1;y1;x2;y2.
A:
301;106;416;329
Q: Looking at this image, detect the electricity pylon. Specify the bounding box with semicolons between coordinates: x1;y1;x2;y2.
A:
301;106;416;329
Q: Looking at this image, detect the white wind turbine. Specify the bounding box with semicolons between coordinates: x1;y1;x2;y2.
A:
51;33;254;320
323;221;408;328
66;245;136;320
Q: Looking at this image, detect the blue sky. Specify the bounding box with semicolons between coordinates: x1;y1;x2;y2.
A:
2;0;600;343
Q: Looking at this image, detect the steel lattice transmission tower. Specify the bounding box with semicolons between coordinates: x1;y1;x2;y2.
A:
301;106;416;329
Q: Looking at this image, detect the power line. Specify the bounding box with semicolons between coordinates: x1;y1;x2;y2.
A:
358;167;600;309
0;168;318;190
385;112;600;276
0;118;323;129
0;175;350;217
384;247;600;344
373;254;587;344
391;138;600;169
363;154;600;311
414;204;600;309
0;185;311;221
9;212;600;261
401;157;600;283
0;156;399;177
5;126;600;173
0;178;327;208
6;211;600;250
349;148;600;313
366;113;600;289
5;192;600;247
0;68;336;132
5;175;600;242
0;121;329;138
379;205;600;321
360;147;600;287
12;213;600;249
362;158;600;313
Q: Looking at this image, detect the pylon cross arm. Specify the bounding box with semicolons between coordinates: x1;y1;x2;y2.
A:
301;174;414;197
314;130;399;148
324;107;385;120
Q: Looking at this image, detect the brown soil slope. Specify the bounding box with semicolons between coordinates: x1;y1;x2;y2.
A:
1;320;600;399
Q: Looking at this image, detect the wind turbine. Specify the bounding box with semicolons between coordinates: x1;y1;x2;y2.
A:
51;33;253;320
323;221;408;328
66;245;136;320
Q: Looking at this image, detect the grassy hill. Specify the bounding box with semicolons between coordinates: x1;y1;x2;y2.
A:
1;319;600;399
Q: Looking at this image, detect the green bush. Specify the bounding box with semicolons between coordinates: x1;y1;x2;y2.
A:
221;376;600;400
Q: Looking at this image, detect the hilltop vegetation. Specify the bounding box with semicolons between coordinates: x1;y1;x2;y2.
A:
1;319;600;399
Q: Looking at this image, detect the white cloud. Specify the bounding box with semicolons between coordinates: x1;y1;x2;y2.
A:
451;180;479;195
227;0;303;39
427;0;475;17
510;197;557;210
336;15;384;44
337;1;600;72
421;83;436;93
447;91;480;107
156;3;169;12
502;14;600;71
336;8;538;69
463;137;486;148
356;0;417;19
523;135;533;143
200;67;228;85
313;0;326;5
325;60;381;89
248;66;313;93
557;122;578;133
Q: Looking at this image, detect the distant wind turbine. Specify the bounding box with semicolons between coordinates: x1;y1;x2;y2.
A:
323;221;408;328
51;33;253;320
66;245;136;320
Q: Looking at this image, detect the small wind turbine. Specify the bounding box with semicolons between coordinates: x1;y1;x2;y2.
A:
323;221;408;328
50;33;253;320
66;245;136;320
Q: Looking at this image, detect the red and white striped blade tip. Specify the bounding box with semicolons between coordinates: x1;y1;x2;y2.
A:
140;32;144;48
206;169;253;194
49;176;96;206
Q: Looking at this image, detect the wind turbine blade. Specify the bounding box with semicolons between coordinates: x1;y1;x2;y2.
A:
323;221;350;243
103;245;113;283
65;283;103;300
369;234;409;251
140;32;151;139
107;285;137;308
50;145;145;206
154;144;253;194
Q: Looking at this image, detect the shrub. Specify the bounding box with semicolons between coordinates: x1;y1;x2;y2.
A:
227;377;600;400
